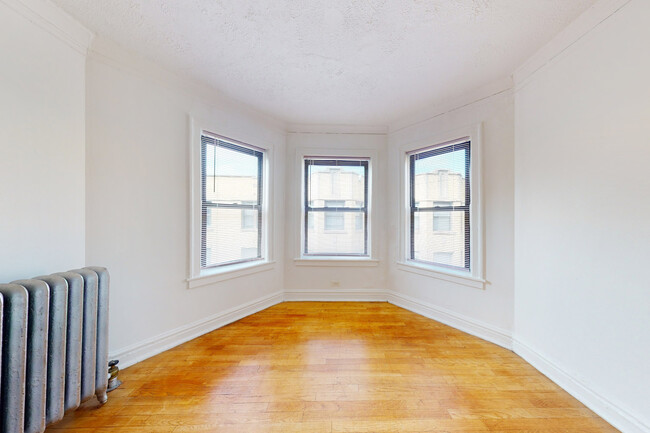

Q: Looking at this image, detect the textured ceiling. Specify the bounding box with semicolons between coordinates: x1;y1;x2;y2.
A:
52;0;596;126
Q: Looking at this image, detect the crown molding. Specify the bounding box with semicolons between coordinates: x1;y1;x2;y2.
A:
514;0;633;91
1;0;94;55
287;123;388;135
388;77;513;134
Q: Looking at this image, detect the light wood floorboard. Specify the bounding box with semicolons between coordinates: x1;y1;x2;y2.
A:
46;302;618;432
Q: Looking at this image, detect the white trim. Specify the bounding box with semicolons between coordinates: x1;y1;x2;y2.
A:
283;289;387;302
189;116;201;279
389;77;513;133
397;123;484;284
294;258;379;267
188;116;275;282
110;291;283;369
187;261;275;289
1;0;94;54
287;124;388;135
513;338;648;433
514;0;632;91
387;292;512;350
294;147;379;261
396;261;485;290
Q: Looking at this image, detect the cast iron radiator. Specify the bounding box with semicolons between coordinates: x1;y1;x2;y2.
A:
0;267;109;433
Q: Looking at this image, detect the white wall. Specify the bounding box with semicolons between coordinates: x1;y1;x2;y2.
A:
386;90;515;343
0;1;91;282
284;132;388;299
514;1;650;430
85;38;286;363
4;2;647;431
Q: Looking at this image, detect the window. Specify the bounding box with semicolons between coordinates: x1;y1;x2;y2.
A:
241;247;258;259
433;213;451;231
241;202;257;230
324;200;345;231
201;134;263;268
409;141;470;271
355;214;363;231
324;214;345;231
433;251;454;266
304;159;368;256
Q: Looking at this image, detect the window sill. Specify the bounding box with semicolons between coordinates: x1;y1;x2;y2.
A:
187;261;275;289
396;261;485;290
294;258;379;267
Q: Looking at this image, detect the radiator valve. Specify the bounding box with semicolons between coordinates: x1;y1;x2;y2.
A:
107;359;122;392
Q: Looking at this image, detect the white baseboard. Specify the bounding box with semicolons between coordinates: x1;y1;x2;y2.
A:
513;339;648;433
283;288;387;302
386;291;513;350
110;291;283;369
107;290;647;433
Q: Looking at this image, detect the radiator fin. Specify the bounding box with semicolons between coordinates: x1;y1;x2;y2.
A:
69;269;98;404
33;275;68;426
54;272;84;412
0;284;29;433
87;267;109;404
11;280;49;433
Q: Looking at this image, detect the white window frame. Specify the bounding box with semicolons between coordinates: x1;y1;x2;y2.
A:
304;161;368;254
293;147;378;265
188;117;274;289
397;123;485;289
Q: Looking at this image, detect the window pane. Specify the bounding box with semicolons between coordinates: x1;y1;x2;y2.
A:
204;207;260;266
307;162;366;208
413;147;467;207
204;144;259;205
413;210;467;268
304;158;369;257
201;136;263;269
307;211;365;255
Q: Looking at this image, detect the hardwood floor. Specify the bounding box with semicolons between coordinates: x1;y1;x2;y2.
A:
46;302;618;432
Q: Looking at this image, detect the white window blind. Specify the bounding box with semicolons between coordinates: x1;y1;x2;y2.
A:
201;135;263;268
304;159;368;256
409;141;470;271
